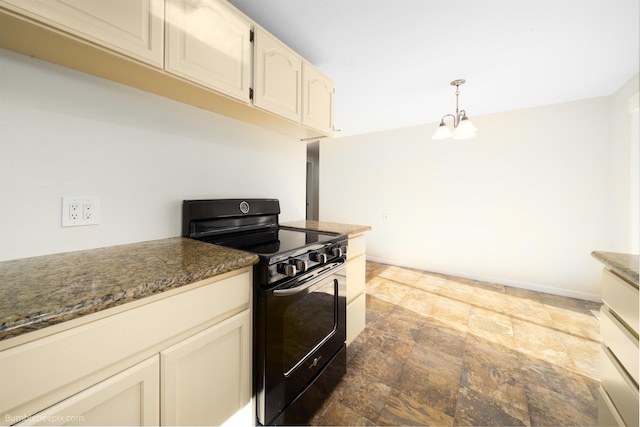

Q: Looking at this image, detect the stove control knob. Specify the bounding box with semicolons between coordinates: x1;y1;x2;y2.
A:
331;246;346;258
291;259;308;273
310;252;328;264
279;263;297;277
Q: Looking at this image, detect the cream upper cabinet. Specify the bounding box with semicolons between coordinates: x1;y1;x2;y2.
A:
16;357;160;426
165;0;252;102
0;0;164;67
0;0;334;139
253;26;303;123
302;62;334;135
161;310;252;426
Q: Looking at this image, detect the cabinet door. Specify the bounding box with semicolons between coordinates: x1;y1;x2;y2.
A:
161;310;252;426
0;0;163;67
253;27;303;122
165;0;252;102
16;356;160;426
302;62;334;135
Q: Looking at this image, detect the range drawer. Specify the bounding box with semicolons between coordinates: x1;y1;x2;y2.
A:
601;307;639;384
602;269;639;335
600;345;639;427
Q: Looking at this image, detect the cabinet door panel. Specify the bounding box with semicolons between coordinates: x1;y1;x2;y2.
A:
253;27;302;122
16;356;160;426
302;62;334;135
0;0;163;66
346;254;366;303
165;0;251;102
161;310;252;426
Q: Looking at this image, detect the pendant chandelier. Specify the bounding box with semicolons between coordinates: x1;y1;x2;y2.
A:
432;79;477;140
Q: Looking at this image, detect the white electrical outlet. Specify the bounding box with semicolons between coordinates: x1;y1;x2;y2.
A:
62;196;100;226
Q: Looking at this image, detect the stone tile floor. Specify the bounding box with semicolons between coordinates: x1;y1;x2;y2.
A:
311;262;602;426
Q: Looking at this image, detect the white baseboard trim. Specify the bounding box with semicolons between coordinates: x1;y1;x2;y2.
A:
366;255;601;303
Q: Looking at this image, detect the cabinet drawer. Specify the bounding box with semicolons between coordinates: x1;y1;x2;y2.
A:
348;234;366;259
600;345;639;427
602;269;639;335
601;307;639;384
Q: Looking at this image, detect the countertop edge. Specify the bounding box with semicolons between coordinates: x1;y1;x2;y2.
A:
281;220;372;237
0;238;259;342
591;251;639;285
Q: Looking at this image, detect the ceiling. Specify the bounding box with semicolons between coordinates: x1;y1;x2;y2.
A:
227;0;639;138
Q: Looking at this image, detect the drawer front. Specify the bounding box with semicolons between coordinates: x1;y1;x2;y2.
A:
348;234;366;259
601;307;639;384
600;345;639;427
602;269;639;335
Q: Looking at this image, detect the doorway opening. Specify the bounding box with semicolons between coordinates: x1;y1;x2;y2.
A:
306;141;319;220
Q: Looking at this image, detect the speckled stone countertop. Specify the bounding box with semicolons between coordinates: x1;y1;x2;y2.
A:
282;220;372;237
592;251;639;286
0;237;259;342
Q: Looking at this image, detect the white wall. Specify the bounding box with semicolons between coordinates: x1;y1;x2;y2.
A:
319;92;628;301
609;74;640;252
0;49;307;261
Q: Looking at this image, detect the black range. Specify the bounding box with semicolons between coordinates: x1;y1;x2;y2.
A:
183;199;347;426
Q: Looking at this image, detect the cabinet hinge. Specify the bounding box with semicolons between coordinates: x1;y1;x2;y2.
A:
250;29;254;42
249;88;254;100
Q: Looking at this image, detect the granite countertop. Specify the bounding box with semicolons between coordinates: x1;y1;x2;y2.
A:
0;237;259;342
592;251;639;286
282;220;372;237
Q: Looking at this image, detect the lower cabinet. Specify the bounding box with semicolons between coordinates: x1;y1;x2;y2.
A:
161;310;252;426
1;268;253;427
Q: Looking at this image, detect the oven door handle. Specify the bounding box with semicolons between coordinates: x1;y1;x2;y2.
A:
273;262;343;297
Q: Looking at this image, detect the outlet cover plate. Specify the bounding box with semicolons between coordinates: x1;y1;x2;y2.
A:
62;196;100;227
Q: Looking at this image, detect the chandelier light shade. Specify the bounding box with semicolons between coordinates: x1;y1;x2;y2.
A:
432;79;477;140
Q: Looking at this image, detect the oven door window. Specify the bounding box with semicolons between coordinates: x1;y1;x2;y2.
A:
281;275;338;376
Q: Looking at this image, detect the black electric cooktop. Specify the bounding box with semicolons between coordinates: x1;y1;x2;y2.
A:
199;227;339;260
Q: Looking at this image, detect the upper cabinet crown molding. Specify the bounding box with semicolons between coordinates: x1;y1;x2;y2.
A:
0;0;333;140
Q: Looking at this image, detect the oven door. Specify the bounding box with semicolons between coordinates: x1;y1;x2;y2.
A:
257;258;346;425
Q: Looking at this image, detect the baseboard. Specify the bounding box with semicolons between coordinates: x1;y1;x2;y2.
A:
366;256;601;303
